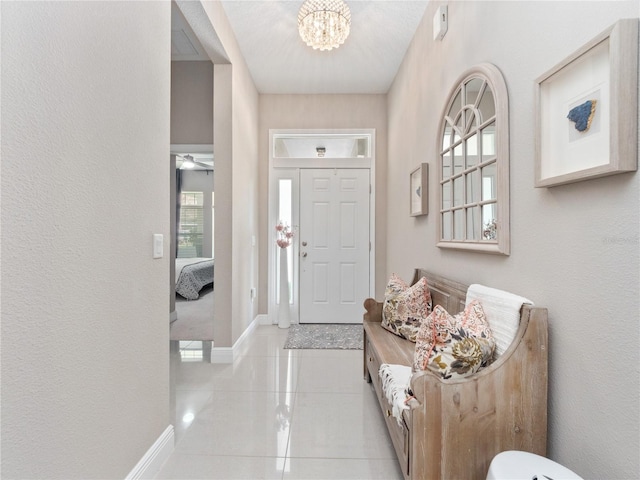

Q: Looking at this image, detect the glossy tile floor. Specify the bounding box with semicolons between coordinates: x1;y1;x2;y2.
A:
156;325;403;480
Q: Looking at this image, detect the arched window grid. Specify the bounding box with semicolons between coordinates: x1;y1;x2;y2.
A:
437;63;509;255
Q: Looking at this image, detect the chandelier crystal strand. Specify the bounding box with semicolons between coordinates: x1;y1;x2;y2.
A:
298;0;351;51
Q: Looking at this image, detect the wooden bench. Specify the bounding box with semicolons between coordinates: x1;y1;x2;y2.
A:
363;269;548;480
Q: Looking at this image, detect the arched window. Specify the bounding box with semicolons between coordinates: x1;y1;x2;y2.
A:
438;63;510;255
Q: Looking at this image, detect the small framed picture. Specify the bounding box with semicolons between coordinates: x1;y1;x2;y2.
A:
410;163;428;216
534;19;638;187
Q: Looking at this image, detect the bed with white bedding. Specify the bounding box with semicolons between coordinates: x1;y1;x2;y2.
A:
175;257;214;300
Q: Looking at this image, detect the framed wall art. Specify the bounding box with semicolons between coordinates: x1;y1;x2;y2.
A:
410;163;428;216
534;18;638;187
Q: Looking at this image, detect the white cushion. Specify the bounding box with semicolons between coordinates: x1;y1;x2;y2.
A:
379;363;412;424
465;284;533;355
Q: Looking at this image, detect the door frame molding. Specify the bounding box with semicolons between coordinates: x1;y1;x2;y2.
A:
268;129;376;325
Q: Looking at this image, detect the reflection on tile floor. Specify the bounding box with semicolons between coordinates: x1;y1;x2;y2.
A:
156;326;403;480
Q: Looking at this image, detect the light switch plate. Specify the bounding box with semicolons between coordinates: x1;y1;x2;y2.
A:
153;234;163;259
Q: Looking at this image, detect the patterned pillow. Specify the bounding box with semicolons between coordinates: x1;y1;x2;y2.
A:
413;300;495;379
382;274;432;342
429;336;495;379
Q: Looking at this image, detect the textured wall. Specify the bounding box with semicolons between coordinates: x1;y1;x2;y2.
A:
171;61;214;145
387;1;639;477
1;2;171;478
230;58;260;344
199;2;260;347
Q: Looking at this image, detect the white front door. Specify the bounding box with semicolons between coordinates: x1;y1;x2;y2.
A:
299;168;370;324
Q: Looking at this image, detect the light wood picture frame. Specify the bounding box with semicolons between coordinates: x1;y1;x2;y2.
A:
534;18;638;188
410;163;428;216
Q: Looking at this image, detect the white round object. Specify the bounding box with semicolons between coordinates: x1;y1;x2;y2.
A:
486;451;584;480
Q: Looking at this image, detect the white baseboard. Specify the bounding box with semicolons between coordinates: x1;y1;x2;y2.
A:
211;346;233;363
257;313;270;325
211;315;261;364
169;310;178;323
125;425;174;480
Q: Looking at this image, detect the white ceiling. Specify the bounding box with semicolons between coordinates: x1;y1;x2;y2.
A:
173;1;430;95
221;1;429;94
171;3;208;61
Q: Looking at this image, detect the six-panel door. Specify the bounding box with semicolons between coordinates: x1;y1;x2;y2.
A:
299;168;370;324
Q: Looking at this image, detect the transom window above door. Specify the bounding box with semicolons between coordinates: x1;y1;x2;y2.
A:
437;63;510;255
272;133;371;159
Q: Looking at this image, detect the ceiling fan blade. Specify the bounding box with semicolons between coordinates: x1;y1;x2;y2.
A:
175;154;213;169
194;161;213;169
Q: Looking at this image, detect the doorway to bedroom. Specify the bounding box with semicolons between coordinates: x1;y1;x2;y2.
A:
168;2;218;348
172;162;215;342
168;12;216;346
170;153;215;346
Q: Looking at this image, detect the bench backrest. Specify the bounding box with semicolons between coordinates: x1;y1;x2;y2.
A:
411;268;467;315
411;268;526;357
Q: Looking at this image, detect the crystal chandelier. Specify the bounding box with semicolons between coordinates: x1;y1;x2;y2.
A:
297;0;351;51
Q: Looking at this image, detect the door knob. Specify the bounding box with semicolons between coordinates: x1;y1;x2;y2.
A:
302;241;308;247
301;252;307;257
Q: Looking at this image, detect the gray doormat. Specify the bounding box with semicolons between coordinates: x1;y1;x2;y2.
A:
283;323;363;350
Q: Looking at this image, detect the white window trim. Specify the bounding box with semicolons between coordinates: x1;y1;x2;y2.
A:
436;63;510;255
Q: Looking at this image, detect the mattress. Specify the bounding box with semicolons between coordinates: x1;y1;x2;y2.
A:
175;257;214;300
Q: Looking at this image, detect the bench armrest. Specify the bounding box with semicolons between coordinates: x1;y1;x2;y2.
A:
363;298;383;323
407;305;548;478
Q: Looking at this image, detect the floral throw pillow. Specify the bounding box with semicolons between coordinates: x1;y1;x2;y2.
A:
413;300;495;379
429;336;495;379
381;274;433;342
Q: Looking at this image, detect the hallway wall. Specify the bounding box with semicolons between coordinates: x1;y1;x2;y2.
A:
171;61;214;145
198;2;260;348
387;1;639;478
1;2;171;478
